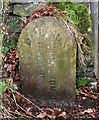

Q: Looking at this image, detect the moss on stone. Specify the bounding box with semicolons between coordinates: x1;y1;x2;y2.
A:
49;2;92;34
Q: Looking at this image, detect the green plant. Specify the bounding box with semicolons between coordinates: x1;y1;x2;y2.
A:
75;89;80;95
1;46;9;54
2;39;17;54
0;79;17;95
0;79;18;111
17;116;26;120
0;81;6;111
76;78;89;87
48;2;92;34
0;81;6;94
6;78;18;90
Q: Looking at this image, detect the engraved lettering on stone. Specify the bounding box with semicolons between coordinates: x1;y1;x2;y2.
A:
18;17;76;102
24;38;31;46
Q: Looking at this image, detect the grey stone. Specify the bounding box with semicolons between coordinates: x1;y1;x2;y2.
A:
86;67;94;72
18;16;77;103
8;0;35;3
4;16;21;34
13;4;32;17
13;3;46;17
90;81;97;90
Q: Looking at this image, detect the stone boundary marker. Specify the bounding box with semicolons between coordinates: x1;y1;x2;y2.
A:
18;16;77;106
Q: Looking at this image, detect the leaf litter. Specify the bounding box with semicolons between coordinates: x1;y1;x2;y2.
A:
1;5;99;120
1;48;99;120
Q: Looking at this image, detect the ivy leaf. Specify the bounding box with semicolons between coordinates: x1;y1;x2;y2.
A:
76;89;80;95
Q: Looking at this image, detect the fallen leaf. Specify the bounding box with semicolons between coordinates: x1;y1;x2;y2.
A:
80;108;93;114
37;112;46;118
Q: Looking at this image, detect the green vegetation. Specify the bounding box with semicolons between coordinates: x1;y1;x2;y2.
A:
17;116;26;120
0;2;98;119
75;88;80;95
2;37;18;54
0;79;17;95
1;46;9;54
0;81;6;95
48;2;92;34
76;78;89;87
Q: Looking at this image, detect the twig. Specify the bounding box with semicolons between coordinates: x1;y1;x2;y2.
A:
1;106;17;119
3;97;30;119
9;109;32;119
78;88;97;99
11;90;17;106
10;88;37;119
8;87;45;113
8;87;51;118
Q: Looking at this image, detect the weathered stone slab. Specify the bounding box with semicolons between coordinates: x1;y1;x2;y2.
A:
18;16;76;104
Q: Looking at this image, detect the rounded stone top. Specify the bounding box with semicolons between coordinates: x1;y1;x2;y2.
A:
18;16;76;102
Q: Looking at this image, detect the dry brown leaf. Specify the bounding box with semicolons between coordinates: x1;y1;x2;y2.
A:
44;107;54;113
80;108;93;114
25;111;32;116
78;87;97;99
37;112;46;118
